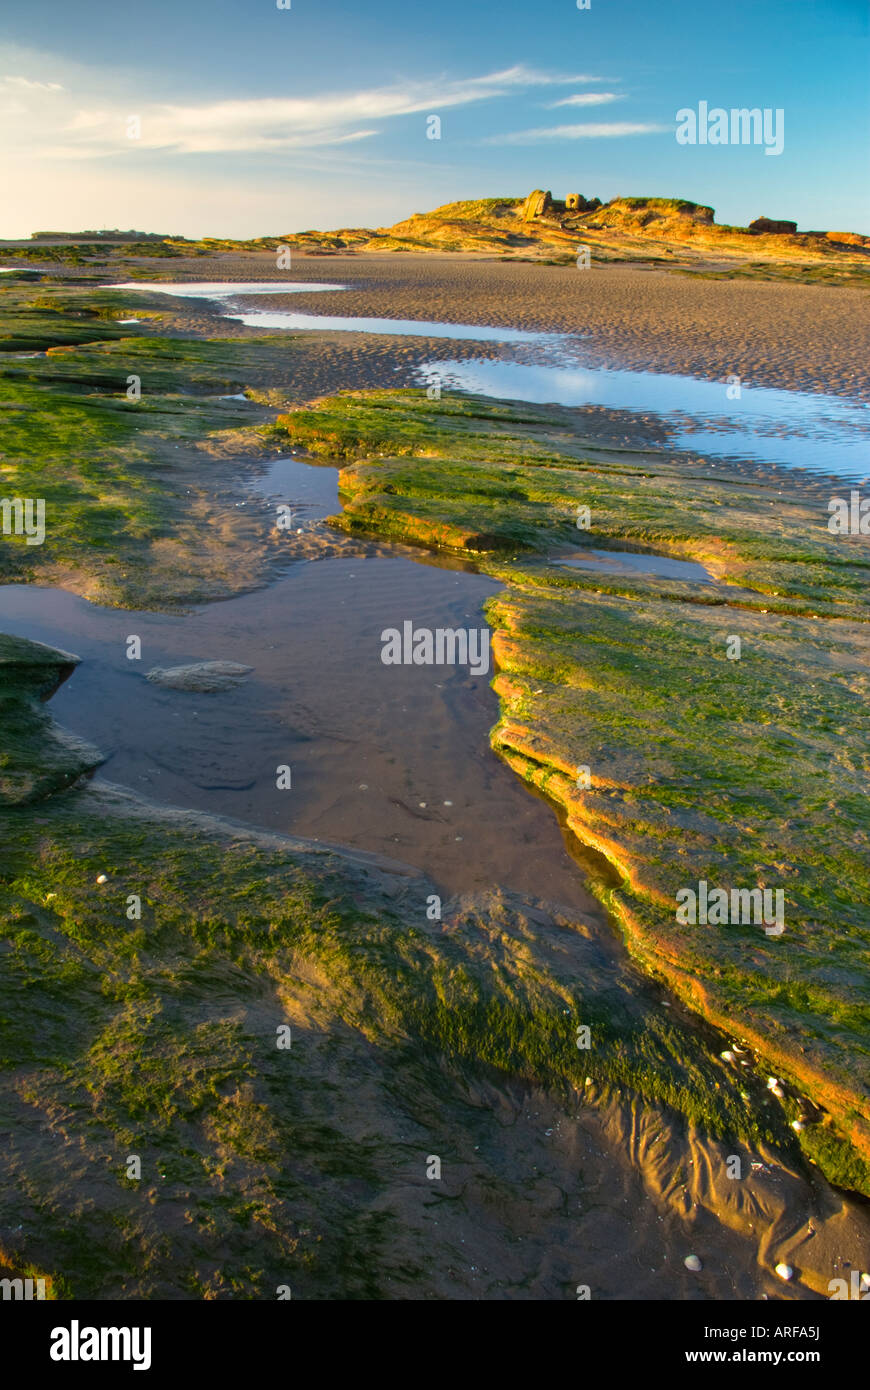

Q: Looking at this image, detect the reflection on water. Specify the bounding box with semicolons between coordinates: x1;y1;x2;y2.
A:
107;280;346;297
108;279;558;341
0;553;599;911
416;359;870;479
555;549;715;584
227;308;555;342
251;453;340;520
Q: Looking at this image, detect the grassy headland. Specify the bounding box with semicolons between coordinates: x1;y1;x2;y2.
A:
5;192;869;282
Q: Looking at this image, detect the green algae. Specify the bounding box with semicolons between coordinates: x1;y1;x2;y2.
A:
0;283;304;604
272;388;870;1188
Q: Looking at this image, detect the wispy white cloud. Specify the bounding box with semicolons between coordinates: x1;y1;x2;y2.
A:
547;92;623;108
486;121;667;144
11;65;610;158
1;74;63;91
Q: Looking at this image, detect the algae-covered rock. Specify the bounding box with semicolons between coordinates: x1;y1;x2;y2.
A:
145;660;253;692
0;632;102;806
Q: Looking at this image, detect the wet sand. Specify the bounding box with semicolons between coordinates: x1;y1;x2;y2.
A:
121;251;870;398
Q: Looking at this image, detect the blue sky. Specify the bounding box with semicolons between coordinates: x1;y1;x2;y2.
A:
1;0;867;237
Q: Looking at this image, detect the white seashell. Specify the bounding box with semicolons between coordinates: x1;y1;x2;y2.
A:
684;1255;702;1272
775;1263;793;1281
96;874;108;885
720;1051;735;1062
791;1120;804;1132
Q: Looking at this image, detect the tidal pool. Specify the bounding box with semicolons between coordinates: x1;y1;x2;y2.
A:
0;552;598;911
555;549;715;583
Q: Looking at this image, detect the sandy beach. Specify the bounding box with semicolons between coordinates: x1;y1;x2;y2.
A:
130;251;870;399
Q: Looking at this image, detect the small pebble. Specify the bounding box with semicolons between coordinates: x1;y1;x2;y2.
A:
96;874;108;885
684;1255;702;1272
775;1263;793;1281
791;1120;804;1132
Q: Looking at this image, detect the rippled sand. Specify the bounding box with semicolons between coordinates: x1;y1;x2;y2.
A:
136;251;870;398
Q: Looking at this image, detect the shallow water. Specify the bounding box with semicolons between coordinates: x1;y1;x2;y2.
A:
253;453;343;519
417;359;870;479
555;548;715;583
0;552;597;912
107;280;557;343
107;280;346;298
227;307;556;343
